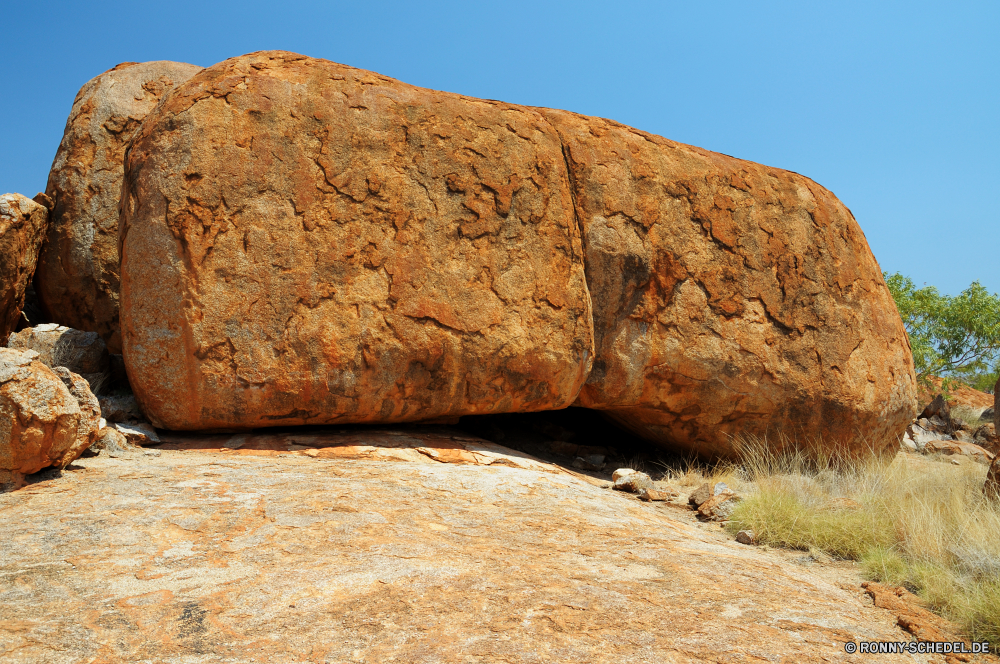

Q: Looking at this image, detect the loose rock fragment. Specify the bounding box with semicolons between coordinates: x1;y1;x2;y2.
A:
688;483;712;508
114;422;160;446
697;492;741;521
98;394;143;423
736;530;756;545
612;468;636;482
91;427;137;458
613;471;654;494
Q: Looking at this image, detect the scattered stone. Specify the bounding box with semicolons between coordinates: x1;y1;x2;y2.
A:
613;471;654;494
98;394;143;423
712;482;730;496
36;61;202;353
900;434;917;452
0;348;92;489
571;454;605;471
951;458;962;466
91;427;136;458
923;439;994;464
688;483;712;508
638;487;677;502
697;491;742;521
736;530;756;545
612;468;636;482
7;324;110;393
114;422;160;446
0;194;49;340
981;407;994;422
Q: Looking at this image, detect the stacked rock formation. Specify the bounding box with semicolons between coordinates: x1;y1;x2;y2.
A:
34;61;201;353
0;194;49;339
115;51;918;459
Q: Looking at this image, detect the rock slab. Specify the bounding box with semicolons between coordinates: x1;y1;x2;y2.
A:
0;437;937;662
120;51;593;430
35;61;202;353
0;194;49;340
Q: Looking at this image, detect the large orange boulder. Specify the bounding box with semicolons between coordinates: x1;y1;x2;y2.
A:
0;194;49;340
542;110;918;458
119;50;916;458
35;61;202;353
120;52;593;430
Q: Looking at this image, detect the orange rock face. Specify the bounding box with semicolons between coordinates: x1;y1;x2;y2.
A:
0;194;49;340
543;110;917;458
120;50;916;458
120;52;593;430
36;61;202;353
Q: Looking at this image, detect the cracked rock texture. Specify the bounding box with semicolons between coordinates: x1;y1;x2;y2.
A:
0;348;92;489
0;434;941;663
121;51;593;430
120;50;915;458
36;60;202;353
543;110;917;458
0;194;49;340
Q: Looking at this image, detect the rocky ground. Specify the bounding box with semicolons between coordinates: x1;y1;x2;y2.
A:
1;430;992;664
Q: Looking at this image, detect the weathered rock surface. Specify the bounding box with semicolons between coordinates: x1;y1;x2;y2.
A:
0;348;90;489
120;51;593;431
7;324;110;391
35;61;202;353
0;433;946;662
0;194;49;340
542;108;917;459
120;50;915;460
52;366;103;458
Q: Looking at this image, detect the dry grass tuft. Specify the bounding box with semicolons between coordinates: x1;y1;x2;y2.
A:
723;437;1000;643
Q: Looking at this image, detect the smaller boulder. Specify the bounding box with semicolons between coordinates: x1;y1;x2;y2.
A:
736;530;756;545
697;492;741;521
0;348;90;490
923;439;995;465
7;324;110;392
981;407;994;422
688;483;712;508
114;422;160;446
613;471;653;494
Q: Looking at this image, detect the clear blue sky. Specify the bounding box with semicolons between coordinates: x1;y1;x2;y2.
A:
3;1;997;295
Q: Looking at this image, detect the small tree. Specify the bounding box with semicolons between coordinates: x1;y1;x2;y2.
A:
884;273;1000;392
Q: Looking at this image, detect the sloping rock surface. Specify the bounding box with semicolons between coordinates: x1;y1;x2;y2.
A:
0;433;936;663
0;194;49;340
120;51;593;431
543;109;917;458
36;60;201;353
